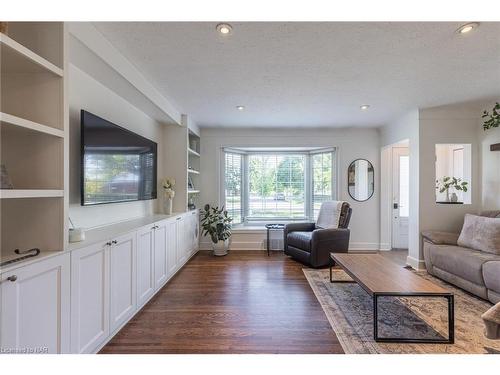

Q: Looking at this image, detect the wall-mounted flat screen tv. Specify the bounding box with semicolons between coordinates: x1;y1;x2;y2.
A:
81;110;157;206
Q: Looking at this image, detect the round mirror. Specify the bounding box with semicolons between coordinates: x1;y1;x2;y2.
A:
348;159;374;202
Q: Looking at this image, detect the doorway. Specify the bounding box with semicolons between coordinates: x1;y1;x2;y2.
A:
392;147;409;249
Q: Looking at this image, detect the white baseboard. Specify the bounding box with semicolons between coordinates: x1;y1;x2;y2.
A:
406;255;426;270
378;243;392;251
200;240;386;252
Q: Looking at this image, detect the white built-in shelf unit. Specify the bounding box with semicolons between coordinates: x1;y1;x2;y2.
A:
0;22;67;262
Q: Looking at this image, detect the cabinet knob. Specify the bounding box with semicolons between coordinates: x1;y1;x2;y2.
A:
7;275;17;282
106;241;112;246
112;240;118;245
151;226;156;230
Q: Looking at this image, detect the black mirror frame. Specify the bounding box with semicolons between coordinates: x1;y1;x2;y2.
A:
347;158;375;202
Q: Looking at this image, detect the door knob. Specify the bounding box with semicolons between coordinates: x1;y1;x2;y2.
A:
7;275;17;282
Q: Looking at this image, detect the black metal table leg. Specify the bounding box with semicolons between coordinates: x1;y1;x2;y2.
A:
373;293;454;344
267;227;270;256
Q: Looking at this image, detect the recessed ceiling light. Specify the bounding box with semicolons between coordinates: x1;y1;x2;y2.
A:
360;105;370;111
236;105;245;111
216;23;233;35
456;22;479;35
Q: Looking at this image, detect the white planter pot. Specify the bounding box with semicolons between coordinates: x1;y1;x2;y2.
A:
212;239;230;256
164;198;173;215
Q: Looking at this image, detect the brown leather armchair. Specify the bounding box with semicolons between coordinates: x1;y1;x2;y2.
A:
284;202;352;268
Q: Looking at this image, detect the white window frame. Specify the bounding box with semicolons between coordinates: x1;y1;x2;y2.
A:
221;147;336;226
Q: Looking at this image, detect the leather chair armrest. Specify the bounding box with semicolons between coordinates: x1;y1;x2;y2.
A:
284;222;316;234
283;222;315;253
312;228;350;242
421;230;459;245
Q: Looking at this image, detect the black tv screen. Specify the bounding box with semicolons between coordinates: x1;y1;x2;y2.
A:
81;110;157;206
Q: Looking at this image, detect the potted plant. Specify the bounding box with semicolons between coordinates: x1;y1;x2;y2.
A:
436;176;468;202
482;102;500;130
200;204;232;256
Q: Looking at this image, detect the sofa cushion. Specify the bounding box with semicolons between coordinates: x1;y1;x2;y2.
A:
429;245;499;285
457;214;500;255
287;231;312;252
483;261;500;294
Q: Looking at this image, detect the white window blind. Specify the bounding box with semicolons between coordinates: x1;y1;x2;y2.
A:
223;148;336;224
248;154;306;220
224;152;243;224
312;151;334;219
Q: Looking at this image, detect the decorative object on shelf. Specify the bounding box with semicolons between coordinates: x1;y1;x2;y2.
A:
0;164;13;189
200;204;232;256
188;175;195;190
450;192;459;203
436;176;468;203
0;248;40;268
189;139;199;152
162;177;175;215
491;143;500;152
0;22;8;35
68;217;86;243
188;194;197;210
482;102;500;131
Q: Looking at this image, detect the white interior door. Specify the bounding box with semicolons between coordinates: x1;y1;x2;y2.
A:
392;147;410;249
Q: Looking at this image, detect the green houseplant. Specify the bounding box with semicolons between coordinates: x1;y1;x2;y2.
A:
436;176;468;202
482;102;500;130
200;204;232;256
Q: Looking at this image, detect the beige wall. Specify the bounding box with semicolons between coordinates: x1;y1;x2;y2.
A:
200;127;381;250
68;64;165;229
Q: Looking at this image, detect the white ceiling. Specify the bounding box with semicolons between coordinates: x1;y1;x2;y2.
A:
94;22;500;128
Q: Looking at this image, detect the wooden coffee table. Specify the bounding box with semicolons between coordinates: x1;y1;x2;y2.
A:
330;253;454;344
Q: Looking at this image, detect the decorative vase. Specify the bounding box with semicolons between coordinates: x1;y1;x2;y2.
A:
445;188;450;202
450;192;458;203
164;198;173;215
212;239;230;256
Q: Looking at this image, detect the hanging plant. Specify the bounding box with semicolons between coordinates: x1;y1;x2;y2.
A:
482;102;500;130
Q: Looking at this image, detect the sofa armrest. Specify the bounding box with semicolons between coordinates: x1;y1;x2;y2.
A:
421;230;459;245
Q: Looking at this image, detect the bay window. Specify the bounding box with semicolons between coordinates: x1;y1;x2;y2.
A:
223;148;336;225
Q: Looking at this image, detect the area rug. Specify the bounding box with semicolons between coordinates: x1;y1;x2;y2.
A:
303;267;500;354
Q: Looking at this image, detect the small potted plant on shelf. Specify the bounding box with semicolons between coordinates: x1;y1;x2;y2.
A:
436;176;468;203
200;204;232;256
162;177;175;215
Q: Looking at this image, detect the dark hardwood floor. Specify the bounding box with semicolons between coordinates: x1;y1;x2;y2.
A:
100;251;344;354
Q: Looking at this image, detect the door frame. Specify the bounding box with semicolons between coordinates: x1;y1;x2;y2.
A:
380;139;410;251
391;146;410;249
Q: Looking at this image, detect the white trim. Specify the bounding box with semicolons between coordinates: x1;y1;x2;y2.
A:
406;255;427;270
378;242;392;251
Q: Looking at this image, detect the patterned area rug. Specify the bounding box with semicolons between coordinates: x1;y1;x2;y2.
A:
303;267;500;354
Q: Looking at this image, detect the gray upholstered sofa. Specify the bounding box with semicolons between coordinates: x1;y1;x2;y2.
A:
422;211;500;304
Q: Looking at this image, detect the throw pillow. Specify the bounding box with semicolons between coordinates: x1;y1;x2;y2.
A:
458;214;500;255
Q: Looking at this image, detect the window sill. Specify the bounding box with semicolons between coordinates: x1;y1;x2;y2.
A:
231;226;268;234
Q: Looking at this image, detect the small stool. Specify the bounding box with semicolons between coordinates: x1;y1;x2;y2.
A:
265;223;285;256
482;302;500;340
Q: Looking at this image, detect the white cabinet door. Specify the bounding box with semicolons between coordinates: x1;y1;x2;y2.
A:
176;215;188;265
154;220;168;289
188;210;199;255
0;253;70;354
166;219;178;277
136;225;155;308
109;232;137;332
70;242;109;353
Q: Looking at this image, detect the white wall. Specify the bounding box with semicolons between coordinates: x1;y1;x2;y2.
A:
480;114;500;209
200;127;381;251
68;64;165;229
418;105;481;237
380;110;420;267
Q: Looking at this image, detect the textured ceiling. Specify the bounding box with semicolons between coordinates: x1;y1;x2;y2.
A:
94;22;500;128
